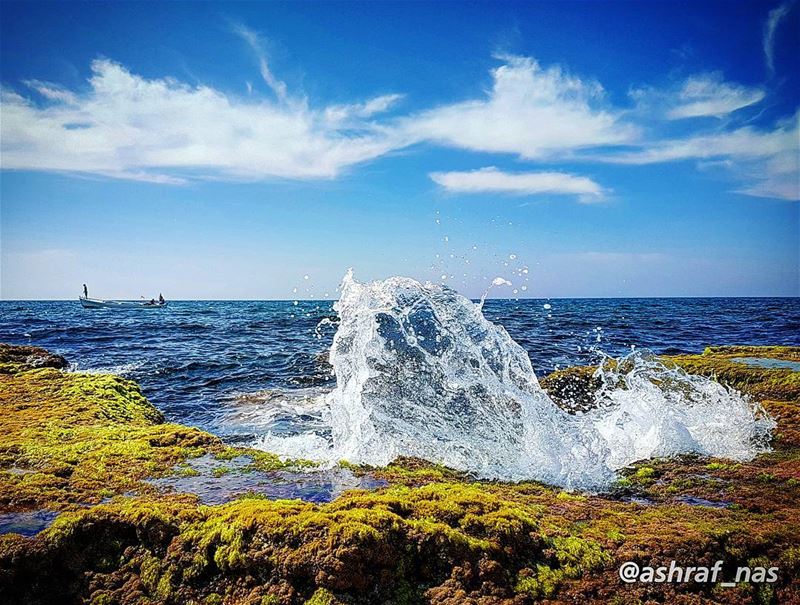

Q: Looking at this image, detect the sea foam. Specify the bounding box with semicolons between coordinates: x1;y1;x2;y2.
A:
255;270;774;490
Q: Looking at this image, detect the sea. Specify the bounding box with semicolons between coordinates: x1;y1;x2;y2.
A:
2;297;798;446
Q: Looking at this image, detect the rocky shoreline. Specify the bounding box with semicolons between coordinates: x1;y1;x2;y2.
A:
0;343;798;604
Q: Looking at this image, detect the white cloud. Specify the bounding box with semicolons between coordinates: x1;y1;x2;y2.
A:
0;50;796;202
605;123;795;164
430;167;605;202
736;145;800;200
21;80;78;105
0;59;402;182
0;54;634;186
667;73;765;119
405;55;636;159
324;93;404;123
593;113;800;200
629;73;765;120
764;1;794;75
230;23;290;103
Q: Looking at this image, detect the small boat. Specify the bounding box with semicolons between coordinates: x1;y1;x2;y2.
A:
79;297;168;309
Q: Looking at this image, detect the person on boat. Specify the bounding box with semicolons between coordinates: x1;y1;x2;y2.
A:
83;284;88;298
148;298;156;305
159;293;165;304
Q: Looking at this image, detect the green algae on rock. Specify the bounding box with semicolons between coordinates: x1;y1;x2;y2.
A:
1;344;799;604
0;346;289;513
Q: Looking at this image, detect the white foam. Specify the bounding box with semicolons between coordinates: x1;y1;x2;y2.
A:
69;361;146;376
253;270;775;490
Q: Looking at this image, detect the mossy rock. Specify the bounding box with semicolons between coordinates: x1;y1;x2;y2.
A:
1;344;799;604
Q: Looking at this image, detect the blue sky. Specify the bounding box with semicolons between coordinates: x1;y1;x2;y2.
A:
1;0;798;299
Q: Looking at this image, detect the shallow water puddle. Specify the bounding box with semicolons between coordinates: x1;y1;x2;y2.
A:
148;454;388;505
620;495;656;506
0;510;59;537
675;495;731;508
732;357;800;371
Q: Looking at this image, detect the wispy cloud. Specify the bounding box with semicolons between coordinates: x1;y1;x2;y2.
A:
405;55;636;159
430;167;605;203
324;93;404;124
763;1;795;75
20;80;78;105
594;113;800;200
1;54;632;186
230;22;290;104
630;72;765;120
666;73;765;119
0;46;797;201
0;59;401;182
603;123;795;164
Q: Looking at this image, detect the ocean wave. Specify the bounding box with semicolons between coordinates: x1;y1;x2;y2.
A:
251;270;775;490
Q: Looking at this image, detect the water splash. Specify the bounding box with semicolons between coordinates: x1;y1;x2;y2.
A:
255;271;774;490
590;354;773;470
479;276;512;308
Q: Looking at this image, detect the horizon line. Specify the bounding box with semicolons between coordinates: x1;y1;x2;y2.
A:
2;295;799;302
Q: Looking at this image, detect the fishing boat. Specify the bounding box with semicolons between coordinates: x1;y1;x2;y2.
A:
79;297;168;309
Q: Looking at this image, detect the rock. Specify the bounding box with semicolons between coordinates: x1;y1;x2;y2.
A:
0;344;68;374
539;365;603;413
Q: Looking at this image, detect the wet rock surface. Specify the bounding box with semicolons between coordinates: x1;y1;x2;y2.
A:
0;343;68;374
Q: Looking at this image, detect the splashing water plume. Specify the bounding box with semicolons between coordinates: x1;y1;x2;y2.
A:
257;271;774;490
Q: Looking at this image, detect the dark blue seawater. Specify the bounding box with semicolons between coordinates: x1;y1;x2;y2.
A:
2;298;798;440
